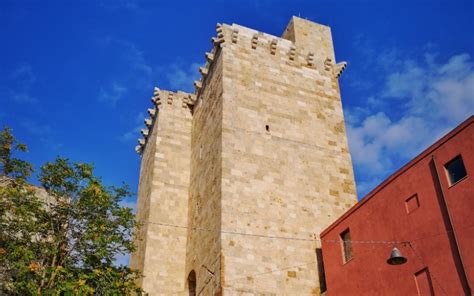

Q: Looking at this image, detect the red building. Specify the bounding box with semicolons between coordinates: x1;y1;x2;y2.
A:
320;116;473;295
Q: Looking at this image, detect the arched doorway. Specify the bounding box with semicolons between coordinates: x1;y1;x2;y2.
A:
187;270;196;296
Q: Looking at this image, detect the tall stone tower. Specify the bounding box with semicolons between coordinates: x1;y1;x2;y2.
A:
131;17;357;295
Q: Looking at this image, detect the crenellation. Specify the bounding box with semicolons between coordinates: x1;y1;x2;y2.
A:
211;34;225;46
231;28;239;44
147;108;156;117
288;45;296;61
216;23;224;40
136;88;195;156
334;61;347;78
307;52;315;67
140;128;149;138
184;93;197;107
251;33;259;49
134;145;142;154
324;57;333;72
205;52;214;62
144;118;152;127
211;23;347;76
193;80;202;91
166;92;173;105
270;38;278;55
199;66;208;76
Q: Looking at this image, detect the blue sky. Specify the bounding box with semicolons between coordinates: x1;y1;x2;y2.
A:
1;0;473;206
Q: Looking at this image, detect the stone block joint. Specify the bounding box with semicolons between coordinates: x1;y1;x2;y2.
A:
131;16;357;296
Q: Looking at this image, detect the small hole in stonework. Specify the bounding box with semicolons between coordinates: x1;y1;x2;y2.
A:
265;125;270;132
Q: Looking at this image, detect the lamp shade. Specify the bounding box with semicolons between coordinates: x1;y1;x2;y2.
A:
387;247;407;265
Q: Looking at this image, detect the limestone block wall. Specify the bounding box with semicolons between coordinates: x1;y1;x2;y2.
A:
282;17;336;64
215;19;357;295
130;104;156;275
133;16;357;296
185;47;224;296
130;90;193;295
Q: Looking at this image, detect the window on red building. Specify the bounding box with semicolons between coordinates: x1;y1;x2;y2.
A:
414;267;434;295
405;194;420;214
340;229;353;263
444;155;467;186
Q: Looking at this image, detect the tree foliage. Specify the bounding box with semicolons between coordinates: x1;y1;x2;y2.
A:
0;126;143;295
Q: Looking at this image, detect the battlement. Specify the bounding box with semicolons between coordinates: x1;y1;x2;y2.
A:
191;19;347;104
135;88;195;155
137;18;348;156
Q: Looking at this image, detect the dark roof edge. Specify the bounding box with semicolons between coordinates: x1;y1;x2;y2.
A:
321;115;474;237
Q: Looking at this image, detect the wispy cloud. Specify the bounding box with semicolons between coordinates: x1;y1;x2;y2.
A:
21;119;52;137
382;53;474;122
121;43;153;78
20;119;63;150
99;0;141;12
10;92;38;103
97;38;156;108
6;63;38;104
99;82;128;107
120;112;145;142
11;63;36;84
347;50;474;197
97;36;201;108
166;62;201;93
114;39;153;89
100;37;154;89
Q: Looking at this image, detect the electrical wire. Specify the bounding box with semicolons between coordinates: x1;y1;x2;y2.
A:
3;194;468;294
3;197;473;246
407;242;448;296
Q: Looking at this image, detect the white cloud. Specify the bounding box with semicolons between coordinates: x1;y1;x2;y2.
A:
382;53;474;123
347;52;474;196
99;82;127;107
166;62;201;92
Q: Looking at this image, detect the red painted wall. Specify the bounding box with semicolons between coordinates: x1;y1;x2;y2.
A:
320;116;473;295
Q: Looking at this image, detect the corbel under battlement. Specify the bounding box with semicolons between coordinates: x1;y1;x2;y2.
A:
206;22;346;78
136;18;348;155
334;61;348;78
135;88;194;155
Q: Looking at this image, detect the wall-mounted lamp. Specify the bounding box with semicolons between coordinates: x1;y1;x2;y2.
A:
387;247;407;265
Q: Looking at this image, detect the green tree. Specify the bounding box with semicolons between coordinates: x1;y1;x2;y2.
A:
0;127;143;295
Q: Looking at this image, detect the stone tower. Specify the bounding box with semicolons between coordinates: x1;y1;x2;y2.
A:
131;17;357;295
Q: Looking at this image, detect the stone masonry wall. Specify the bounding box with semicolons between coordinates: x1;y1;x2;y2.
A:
185;48;224;296
134;16;357;296
130;90;193;295
216;18;357;295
